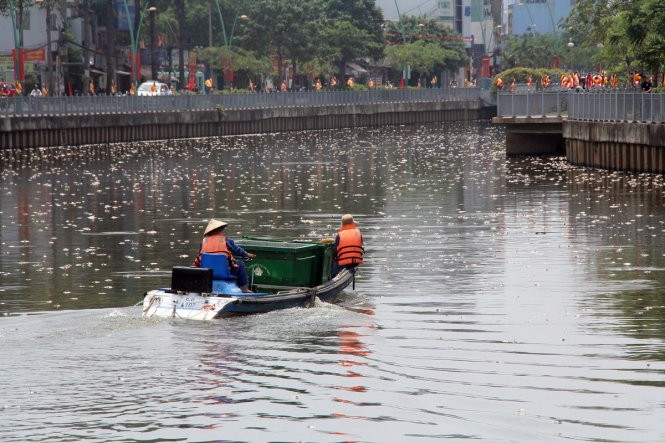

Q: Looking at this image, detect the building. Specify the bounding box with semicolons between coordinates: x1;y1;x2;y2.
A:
0;5;60;88
507;0;572;35
0;0;179;95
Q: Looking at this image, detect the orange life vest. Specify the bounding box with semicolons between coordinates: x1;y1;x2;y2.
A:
336;225;364;266
194;232;232;267
610;74;618;88
200;232;231;256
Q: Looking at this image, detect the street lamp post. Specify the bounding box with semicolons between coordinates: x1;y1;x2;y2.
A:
392;1;424;88
121;0;157;87
544;0;557;34
149;6;157;80
393;1;408;87
517;2;536;34
212;0;248;89
567;37;574;70
519;0;557;34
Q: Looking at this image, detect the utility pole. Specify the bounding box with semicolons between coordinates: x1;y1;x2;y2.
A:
176;0;185;90
44;0;54;94
149;3;156;80
208;0;213;87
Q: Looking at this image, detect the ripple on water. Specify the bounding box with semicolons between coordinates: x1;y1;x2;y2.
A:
1;124;665;441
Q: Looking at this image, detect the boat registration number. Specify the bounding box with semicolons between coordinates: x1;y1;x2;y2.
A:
181;297;202;309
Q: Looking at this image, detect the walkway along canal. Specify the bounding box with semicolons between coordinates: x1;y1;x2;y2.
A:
494;90;665;173
0;89;492;149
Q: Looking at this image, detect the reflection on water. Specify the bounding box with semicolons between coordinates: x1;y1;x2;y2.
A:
1;123;665;442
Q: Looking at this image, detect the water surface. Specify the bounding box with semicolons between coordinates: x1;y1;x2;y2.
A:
1;123;664;442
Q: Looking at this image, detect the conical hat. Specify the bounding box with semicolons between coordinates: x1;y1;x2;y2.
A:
204;219;228;235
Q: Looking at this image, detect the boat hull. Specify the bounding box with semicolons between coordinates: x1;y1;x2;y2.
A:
142;268;355;319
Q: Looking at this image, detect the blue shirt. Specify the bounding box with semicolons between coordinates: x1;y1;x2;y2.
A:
226;238;249;257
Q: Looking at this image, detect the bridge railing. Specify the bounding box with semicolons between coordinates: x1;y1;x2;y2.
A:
0;88;482;117
496;89;568;118
497;89;665;123
568;90;665;123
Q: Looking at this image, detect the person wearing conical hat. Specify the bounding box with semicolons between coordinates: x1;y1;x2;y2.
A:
333;214;364;277
193;219;256;292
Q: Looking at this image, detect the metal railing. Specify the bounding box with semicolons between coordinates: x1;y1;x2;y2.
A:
0;87;482;117
568;90;665;123
497;89;665;123
496;89;568;118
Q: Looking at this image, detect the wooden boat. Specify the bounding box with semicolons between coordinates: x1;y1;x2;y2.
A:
142;238;356;320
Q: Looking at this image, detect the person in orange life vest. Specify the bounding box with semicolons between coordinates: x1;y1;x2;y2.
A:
333;214;364;276
572;72;580;88
193;219;256;292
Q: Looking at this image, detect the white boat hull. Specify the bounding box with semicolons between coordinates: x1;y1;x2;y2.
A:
142;290;237;320
142;268;355;320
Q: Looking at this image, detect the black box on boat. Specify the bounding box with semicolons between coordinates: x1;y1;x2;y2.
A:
171;266;212;293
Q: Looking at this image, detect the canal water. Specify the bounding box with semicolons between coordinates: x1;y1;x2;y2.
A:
1;122;664;442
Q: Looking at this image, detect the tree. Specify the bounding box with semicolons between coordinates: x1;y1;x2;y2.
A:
321;0;385;77
386;40;459;75
503;33;559;69
567;0;665;77
383;15;467;83
198;46;271;81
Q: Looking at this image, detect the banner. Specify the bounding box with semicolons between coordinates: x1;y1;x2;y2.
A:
24;48;45;62
481;55;491;78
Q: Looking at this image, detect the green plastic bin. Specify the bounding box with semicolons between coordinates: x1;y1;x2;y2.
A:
236;238;333;289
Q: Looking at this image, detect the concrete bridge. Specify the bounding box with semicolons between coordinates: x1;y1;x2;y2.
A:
0;89;492;150
493;90;665;173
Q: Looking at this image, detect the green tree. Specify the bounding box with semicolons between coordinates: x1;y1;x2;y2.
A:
503;33;563;69
238;0;322;82
567;0;665;76
321;0;385;78
383;15;467;83
198;46;271;81
386;40;458;75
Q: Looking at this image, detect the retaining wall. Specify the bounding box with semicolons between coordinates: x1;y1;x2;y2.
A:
1;100;491;149
564;121;665;173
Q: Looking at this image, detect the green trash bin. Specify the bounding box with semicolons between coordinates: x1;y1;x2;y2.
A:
236;238;333;289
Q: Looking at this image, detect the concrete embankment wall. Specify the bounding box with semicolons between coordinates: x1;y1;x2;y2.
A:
491;117;564;156
0;100;492;149
564;121;665;173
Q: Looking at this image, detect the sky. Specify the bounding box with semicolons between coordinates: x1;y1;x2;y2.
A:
377;0;439;21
